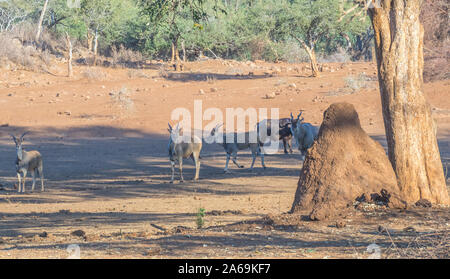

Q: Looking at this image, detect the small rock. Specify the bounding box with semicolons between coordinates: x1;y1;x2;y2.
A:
39;231;48;238
403;226;416;233
264;92;276;99
415;199;432;208
377;225;388;234
336;221;346;228
71;230;86;238
210;88;218;92
199;89;205;95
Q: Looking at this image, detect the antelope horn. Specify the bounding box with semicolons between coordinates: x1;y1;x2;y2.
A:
20;131;29;140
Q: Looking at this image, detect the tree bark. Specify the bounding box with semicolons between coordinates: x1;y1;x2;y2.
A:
93;28;98;66
35;0;49;42
307;48;320;77
181;40;186;62
293;36;320;77
87;30;93;52
65;32;73;78
368;0;449;205
171;41;175;64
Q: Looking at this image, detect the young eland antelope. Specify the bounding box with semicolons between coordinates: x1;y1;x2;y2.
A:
168;123;202;183
11;132;44;193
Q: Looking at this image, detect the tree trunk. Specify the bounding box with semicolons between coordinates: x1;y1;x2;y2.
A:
294;36;321;77
65;32;73;78
181;40;186;63
305;47;320;77
171;42;175;64
35;0;49;42
87;30;93;52
93;28;98;66
368;0;449;205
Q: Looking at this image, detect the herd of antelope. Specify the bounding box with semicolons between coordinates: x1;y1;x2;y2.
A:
8;112;318;192
168;111;319;183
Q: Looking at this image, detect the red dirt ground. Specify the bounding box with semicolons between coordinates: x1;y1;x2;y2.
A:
0;59;448;258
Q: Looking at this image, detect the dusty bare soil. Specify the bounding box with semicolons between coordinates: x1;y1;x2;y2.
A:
0;59;449;258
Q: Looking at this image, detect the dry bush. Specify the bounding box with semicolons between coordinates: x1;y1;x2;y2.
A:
82;68;107;80
421;0;449;81
319;48;352;63
11;22;35;44
344;73;374;92
247;37;267;61
111;45;144;68
158;65;169;78
0;32;40;71
109;87;134;113
39;49;52;67
127;69;149;79
224;67;244;76
383;229;449;259
280;41;310;63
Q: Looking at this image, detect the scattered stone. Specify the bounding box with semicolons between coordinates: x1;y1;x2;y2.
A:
71;230;86;238
403;226;416;233
377;225;388;234
264;92;276;99
199;89;205;95
415;199;432;208
336;221;346;229
144;247;162;256
39;231;48;238
210;87;218;92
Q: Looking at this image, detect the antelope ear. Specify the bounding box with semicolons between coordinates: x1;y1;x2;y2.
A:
168;123;173;132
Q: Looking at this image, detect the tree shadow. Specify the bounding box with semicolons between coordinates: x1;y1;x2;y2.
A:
0;124;304;205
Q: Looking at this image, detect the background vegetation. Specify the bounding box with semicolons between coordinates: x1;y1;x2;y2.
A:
0;0;447;80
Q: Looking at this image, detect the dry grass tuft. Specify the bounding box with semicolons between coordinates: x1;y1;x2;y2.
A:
82;68;107;80
109;87;135;113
